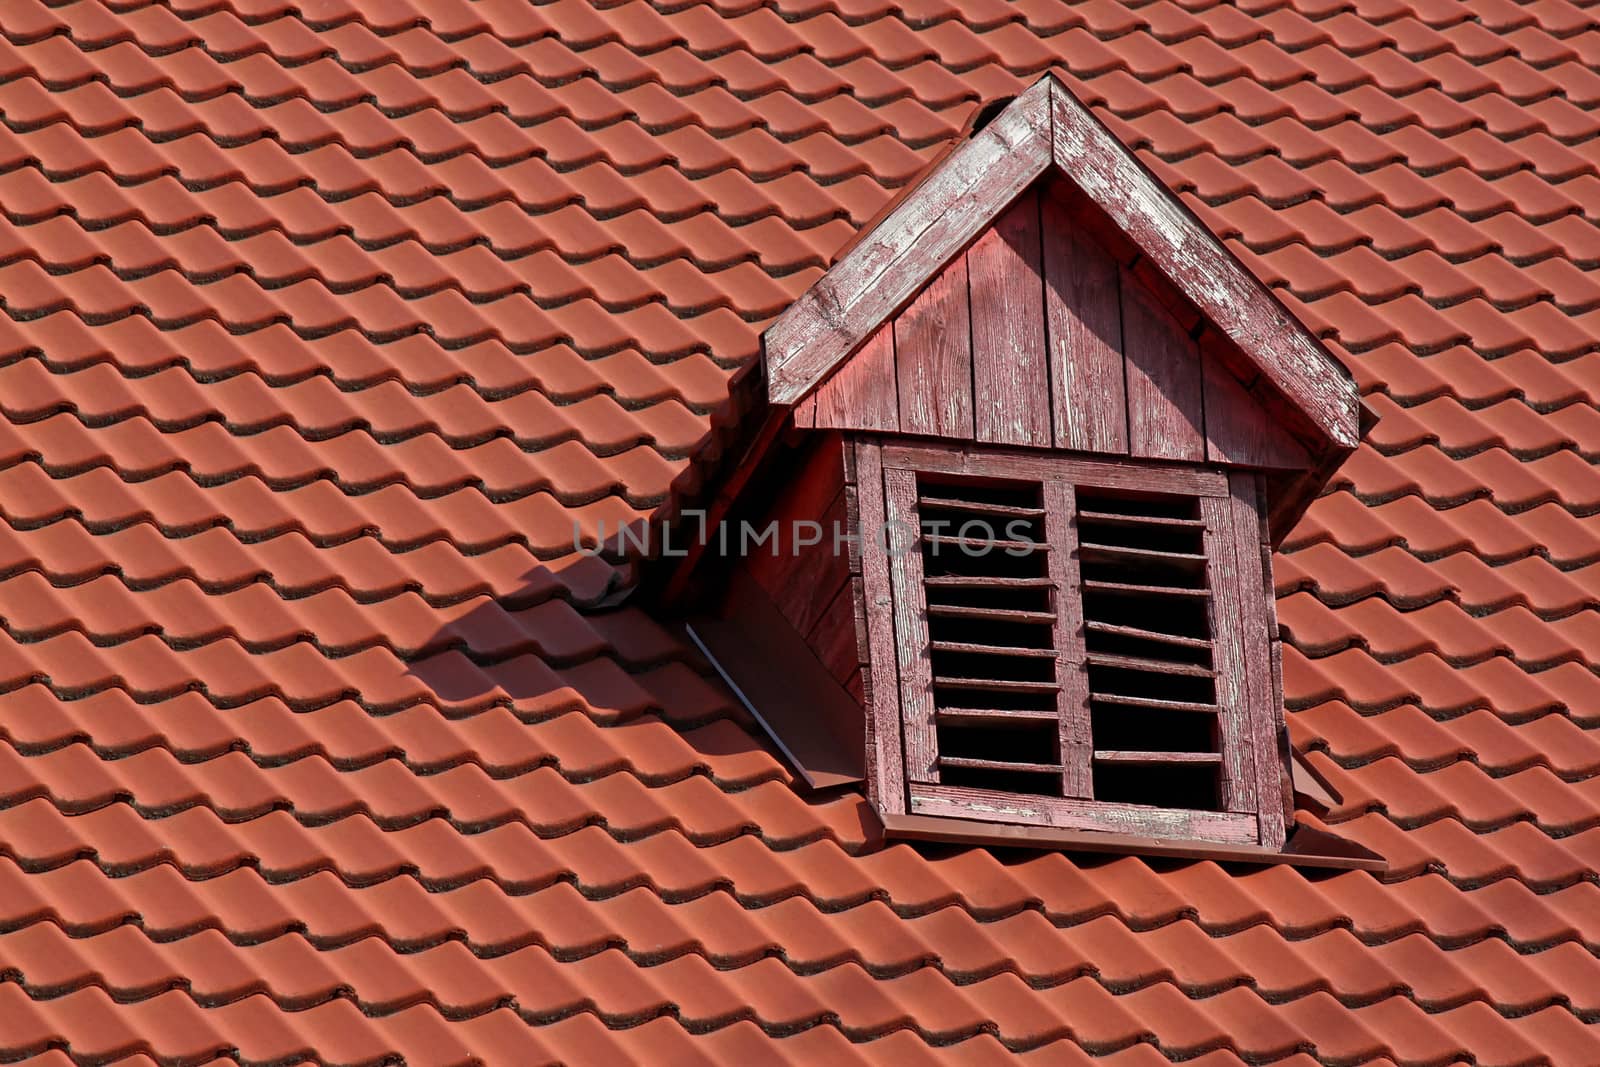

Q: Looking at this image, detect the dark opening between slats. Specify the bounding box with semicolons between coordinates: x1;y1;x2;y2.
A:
920;475;1064;796
1077;487;1223;812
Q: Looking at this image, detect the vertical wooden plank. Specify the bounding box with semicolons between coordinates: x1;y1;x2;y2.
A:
1201;345;1311;470
1042;194;1127;454
968;191;1050;447
895;256;974;439
814;322;900;432
883;465;939;783
854;439;906;813
793;392;817;428
1122;275;1205;461
1043;479;1093;797
1258;473;1295;832
1198;493;1257;820
1225;470;1288;849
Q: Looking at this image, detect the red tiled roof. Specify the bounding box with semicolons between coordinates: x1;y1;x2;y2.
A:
1;0;1599;1061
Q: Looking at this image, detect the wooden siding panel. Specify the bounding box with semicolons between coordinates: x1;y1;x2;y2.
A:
1121;275;1205;461
1202;346;1312;470
969;191;1050;447
813;323;899;432
1043;195;1127;454
895;255;975;439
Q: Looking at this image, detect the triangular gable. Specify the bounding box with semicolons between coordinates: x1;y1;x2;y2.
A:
763;73;1360;454
791;185;1315;472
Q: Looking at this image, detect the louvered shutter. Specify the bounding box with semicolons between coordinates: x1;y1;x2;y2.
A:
878;446;1268;844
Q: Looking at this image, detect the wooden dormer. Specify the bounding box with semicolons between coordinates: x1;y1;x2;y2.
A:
684;75;1373;864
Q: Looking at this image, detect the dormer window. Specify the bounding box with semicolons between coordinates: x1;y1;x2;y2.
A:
678;75;1374;865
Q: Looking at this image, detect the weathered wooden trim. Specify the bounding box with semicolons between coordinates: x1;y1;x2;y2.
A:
880;441;1228;497
1043;480;1092;797
1226;470;1288;849
854;439;907;814
882;465;939;783
1047;78;1359;448
1196;494;1256;816
880;813;1385;870
908;784;1259;845
765;77;1053;404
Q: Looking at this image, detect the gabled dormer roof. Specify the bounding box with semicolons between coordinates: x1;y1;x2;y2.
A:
764;74;1361;458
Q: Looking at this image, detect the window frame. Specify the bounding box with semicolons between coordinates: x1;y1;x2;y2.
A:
861;439;1286;848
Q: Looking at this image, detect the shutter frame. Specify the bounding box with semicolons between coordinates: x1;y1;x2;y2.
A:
883;466;939;784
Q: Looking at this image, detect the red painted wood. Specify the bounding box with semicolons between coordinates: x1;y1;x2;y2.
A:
766;78;1052;405
1198;492;1257;817
853;439;907;814
1121;273;1205;461
793;392;817;428
968;191;1050;447
1043;194;1127;454
881;441;1227;497
882;465;939;782
1047;77;1359;448
908;784;1259;844
880;813;1385;870
1202;346;1311;470
895;255;974;439
1044;479;1092;798
813;322;899;432
1229;469;1289;848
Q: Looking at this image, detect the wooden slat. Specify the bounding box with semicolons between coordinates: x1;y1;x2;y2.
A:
1198;492;1258;820
1226;470;1289;849
1090;693;1219;714
937;707;1060;723
813;321;900;432
932;677;1060;693
880;441;1228;497
766;77;1053;405
909;783;1259;844
1079;542;1206;567
929;641;1058;658
1044;480;1093;798
926;604;1056;623
1048;76;1359;449
854;440;907;813
1085;652;1213;678
1083;580;1209;599
895;254;975;438
939;757;1061;774
923;534;1046;554
1201;345;1311;470
884;466;939;784
1121;272;1205;462
1077;510;1203;529
918;496;1046;518
1043;193;1127;454
924;575;1055;589
969;190;1050;447
1083;620;1212;650
1094;750;1222;765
